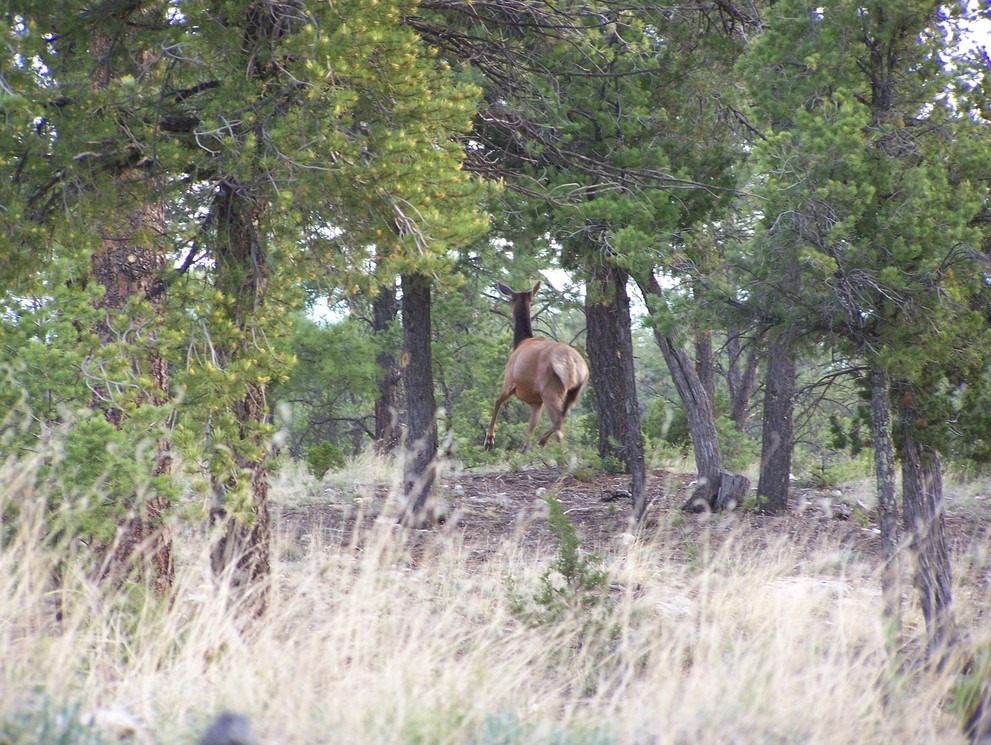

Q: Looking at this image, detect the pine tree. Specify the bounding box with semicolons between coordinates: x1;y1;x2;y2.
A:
739;0;991;653
2;0;488;601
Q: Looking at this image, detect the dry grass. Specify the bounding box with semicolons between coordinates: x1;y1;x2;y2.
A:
1;453;986;744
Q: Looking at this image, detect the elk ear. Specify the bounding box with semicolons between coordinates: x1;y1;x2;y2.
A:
530;281;541;298
497;283;514;297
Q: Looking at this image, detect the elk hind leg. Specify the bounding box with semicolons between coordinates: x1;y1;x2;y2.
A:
524;403;544;451
537;388;567;447
539;379;585;447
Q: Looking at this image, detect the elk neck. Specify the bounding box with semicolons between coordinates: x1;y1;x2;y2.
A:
512;302;534;349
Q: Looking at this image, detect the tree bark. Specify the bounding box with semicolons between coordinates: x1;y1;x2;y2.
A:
636;271;723;511
85;6;173;596
727;328;762;432
694;324;715;405
208;180;271;615
372;280;403;454
870;362;901;632
756;338;795;513
899;408;956;662
585;264;647;520
90;179;174;596
399;272;440;527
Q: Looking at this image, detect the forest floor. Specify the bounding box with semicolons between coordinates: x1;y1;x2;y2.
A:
274;464;991;577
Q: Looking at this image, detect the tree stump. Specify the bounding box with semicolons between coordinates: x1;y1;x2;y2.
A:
715;472;751;511
681;471;751;512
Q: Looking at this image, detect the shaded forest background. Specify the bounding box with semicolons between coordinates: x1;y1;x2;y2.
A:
2;0;991;683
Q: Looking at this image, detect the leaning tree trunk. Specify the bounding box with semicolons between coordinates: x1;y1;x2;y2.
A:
870;362;901;633
899;407;956;662
399;272;440;527
208;180;272;615
756;338;795;513
585;264;647;521
372;279;403;454
636;272;729;511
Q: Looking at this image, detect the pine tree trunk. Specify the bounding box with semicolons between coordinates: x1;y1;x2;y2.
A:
209;382;271;611
90;182;174;595
372;280;402;454
585;264;647;521
870;363;901;632
757;339;795;513
899;411;956;661
636;272;723;511
399;273;439;527
209;180;271;614
86;12;173;595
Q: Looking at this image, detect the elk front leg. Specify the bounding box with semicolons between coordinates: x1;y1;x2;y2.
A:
484;391;513;451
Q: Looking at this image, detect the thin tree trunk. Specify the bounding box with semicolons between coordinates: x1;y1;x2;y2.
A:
399;272;439;527
209;385;271;611
727;328;762;432
870;362;901;633
208;180;271;615
756;338;795;513
900;411;956;662
585;264;646;520
372;280;402;453
694;324;715;405
636;271;723;510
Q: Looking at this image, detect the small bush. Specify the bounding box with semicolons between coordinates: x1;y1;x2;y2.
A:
511;495;611;626
306;441;345;478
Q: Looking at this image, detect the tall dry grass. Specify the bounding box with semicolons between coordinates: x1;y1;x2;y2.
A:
1;452;985;744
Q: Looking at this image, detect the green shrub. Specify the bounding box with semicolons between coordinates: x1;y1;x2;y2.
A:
510;495;611;626
306;441;346;478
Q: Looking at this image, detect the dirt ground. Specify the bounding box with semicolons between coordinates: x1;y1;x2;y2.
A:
275;466;991;576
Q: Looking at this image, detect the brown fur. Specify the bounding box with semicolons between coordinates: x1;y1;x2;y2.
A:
484;282;589;450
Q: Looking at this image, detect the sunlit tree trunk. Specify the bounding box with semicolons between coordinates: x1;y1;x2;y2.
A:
88;16;173;595
870;363;901;632
90;184;174;595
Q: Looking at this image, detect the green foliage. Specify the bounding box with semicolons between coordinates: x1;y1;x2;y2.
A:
828;406;870;457
642;397;690;451
0;275;177;549
952;372;991;467
738;0;991;480
716;416;759;474
306;441;346;479
741;492;769;513
275;315;379;457
2;0;490;544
